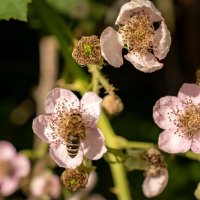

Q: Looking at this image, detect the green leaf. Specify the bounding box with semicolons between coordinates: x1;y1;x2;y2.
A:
0;0;31;21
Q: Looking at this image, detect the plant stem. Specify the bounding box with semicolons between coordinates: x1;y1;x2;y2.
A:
115;136;156;150
88;64;114;93
99;112;132;200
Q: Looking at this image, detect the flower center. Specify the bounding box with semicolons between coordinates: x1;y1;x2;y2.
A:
119;10;155;53
170;100;200;138
0;161;12;176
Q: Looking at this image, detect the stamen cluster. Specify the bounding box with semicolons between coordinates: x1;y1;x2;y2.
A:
72;35;102;66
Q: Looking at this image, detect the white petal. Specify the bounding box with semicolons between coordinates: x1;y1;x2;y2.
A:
158;130;191;154
13;154;30;178
153;21;171;60
142;169;168;198
44;88;80;114
80;92;102;127
81;128;107;160
178;83;200;106
0;141;16;161
115;0;163;25
49;144;83;169
32;115;54;143
191;131;200;154
100;26;123;67
0;177;19;196
124;51;163;73
153;96;183;130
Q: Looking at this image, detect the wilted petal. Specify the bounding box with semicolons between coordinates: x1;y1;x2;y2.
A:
142;169;168;198
0;141;16;161
153;21;171;60
124;51;163;73
115;0;163;25
100;26;123;68
178;83;200;106
13;154;30;178
158;130;191;153
0;177;19;196
153;96;182;129
44;88;79;114
49;144;83;169
32;115;54;143
82;128;107;160
80;92;102;127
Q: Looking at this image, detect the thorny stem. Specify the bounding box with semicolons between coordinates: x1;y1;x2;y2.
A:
88;64;114;93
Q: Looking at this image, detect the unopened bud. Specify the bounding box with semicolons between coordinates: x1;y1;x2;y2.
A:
72;35;102;66
61;168;88;192
102;93;124;116
142;148;168;198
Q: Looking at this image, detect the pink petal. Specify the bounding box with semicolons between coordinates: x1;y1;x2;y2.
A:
80;92;102;127
32;115;54;143
44;88;79;114
158;130;191;153
82;128;107;160
49;175;61;198
178;83;200;106
191;131;200;154
153;21;171;60
49;144;83;169
31;175;46;197
115;0;163;25
153;96;182;129
124;51;163;73
0;177;19;196
13;154;30;178
0;141;16;161
100;26;123;68
142;169;168;198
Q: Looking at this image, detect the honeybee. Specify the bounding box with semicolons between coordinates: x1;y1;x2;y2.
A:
65;113;85;158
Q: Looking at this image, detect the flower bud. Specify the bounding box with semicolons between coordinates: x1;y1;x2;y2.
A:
72;35;102;66
142;148;168;198
61;168;88;192
102;93;124;116
142;168;168;198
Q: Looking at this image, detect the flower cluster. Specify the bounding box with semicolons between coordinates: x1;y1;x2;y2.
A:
31;0;173;198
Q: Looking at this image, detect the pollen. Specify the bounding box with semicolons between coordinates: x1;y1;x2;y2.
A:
49;99;85;144
169;100;200;138
119;10;155;54
72;35;102;66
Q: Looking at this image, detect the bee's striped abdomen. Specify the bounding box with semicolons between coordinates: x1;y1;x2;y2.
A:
66;134;80;158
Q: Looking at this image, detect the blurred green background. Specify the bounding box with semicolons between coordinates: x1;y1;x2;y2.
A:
1;0;200;199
